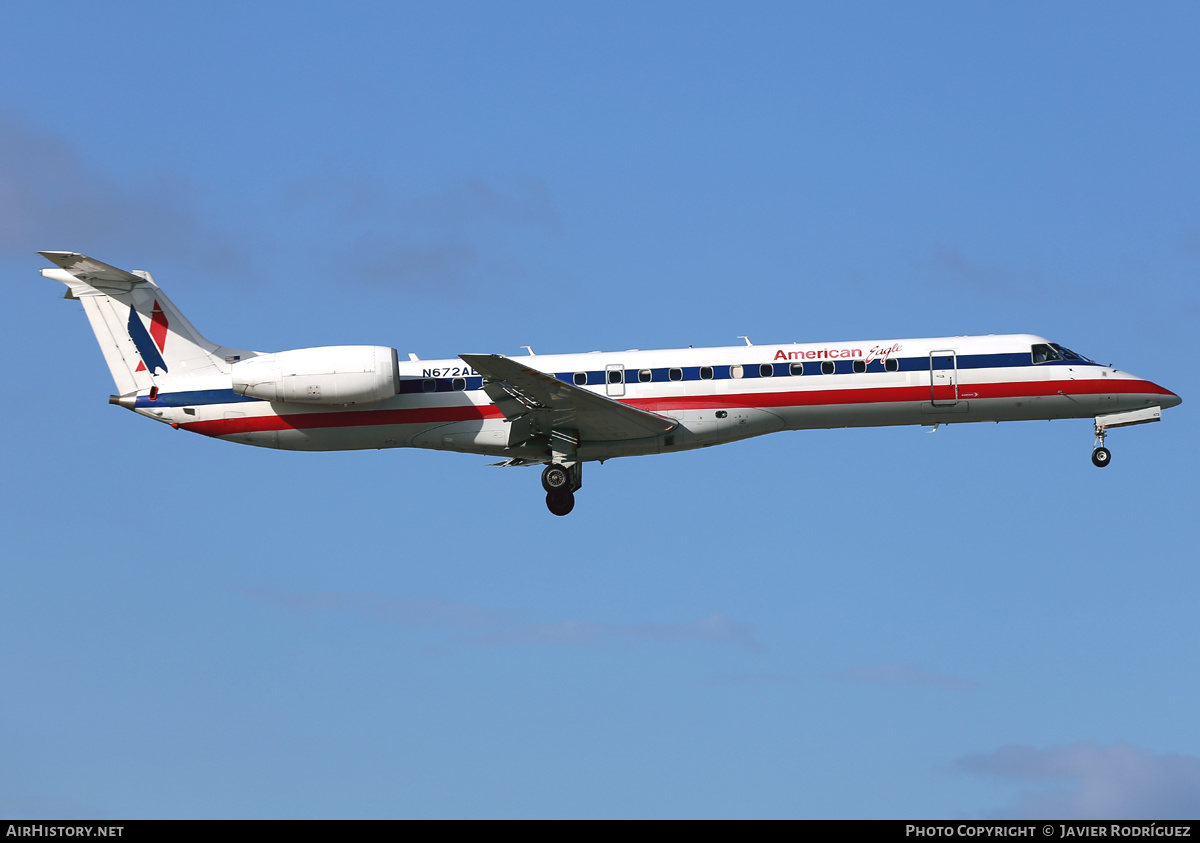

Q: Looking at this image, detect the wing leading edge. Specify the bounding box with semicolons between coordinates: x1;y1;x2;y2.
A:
459;353;677;442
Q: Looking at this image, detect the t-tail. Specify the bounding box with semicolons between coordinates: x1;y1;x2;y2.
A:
40;251;247;403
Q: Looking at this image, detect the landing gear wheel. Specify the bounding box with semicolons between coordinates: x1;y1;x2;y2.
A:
546;489;575;516
541;464;571;492
1092;447;1111;468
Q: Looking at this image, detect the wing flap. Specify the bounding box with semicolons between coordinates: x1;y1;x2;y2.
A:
460;353;677;441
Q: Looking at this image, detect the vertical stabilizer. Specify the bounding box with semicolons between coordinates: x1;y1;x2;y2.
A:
40;252;244;394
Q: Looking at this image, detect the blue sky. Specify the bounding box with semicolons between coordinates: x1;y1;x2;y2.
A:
2;1;1197;819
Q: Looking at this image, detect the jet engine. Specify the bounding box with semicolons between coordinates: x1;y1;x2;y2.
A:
231;346;399;405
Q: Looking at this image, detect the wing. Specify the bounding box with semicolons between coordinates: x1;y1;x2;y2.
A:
460;353;677;442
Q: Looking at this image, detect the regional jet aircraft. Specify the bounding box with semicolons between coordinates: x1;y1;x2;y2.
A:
42;252;1181;515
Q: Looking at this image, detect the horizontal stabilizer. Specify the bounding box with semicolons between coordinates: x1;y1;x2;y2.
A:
40;250;237;393
39;251;148;297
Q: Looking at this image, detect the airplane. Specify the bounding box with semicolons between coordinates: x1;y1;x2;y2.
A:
41;251;1182;516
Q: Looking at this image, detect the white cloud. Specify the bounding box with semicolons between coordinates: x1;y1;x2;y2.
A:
0;112;245;271
912;245;1035;296
245;589;765;653
1181;228;1200;258
453;612;766;653
955;742;1200;819
285;171;563;292
0;796;109;820
826;663;978;691
707;672;803;686
242;587;510;629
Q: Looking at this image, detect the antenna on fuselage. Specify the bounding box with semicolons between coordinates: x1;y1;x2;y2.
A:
738;336;753;346
521;346;536;356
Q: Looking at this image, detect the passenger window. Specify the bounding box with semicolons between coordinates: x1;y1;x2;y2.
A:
700;366;713;380
759;363;773;378
852;360;866;374
608;369;623;384
885;358;899;372
452;377;466;391
422;378;437;393
730;365;744;379
574;372;587;386
669;368;683;382
789;362;804;376
821;361;835;375
639;369;652;383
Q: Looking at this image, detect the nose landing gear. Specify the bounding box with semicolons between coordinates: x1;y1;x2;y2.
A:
1092;421;1112;468
1089;406;1163;468
542;462;582;516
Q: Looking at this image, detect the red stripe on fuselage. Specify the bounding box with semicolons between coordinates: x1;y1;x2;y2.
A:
181;404;505;436
179;378;1173;438
624;377;1173;411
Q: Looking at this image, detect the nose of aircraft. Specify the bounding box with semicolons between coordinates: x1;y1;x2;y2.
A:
1152;382;1182;409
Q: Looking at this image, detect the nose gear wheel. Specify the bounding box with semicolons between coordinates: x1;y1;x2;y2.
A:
1092;421;1111;468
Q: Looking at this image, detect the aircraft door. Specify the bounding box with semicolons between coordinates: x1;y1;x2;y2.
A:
606;363;625;397
929;350;958;406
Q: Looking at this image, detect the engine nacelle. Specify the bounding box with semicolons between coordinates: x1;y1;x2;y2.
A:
232;346;399;405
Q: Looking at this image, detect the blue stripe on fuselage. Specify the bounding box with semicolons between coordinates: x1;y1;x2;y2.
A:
136;389;261;408
547;352;1097;383
141;351;1099;406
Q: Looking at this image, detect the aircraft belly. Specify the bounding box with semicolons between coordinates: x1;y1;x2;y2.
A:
656;407;785;443
719;407;787;441
410;420;515;456
577;408;786;461
770;392;1111;430
185;377;1168;454
1109;391;1171;414
267;423;427;452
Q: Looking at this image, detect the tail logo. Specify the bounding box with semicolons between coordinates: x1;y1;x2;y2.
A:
128;301;169;375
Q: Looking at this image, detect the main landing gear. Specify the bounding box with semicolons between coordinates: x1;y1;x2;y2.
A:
542;462;582;516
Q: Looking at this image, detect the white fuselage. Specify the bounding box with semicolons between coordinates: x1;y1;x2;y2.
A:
132;333;1179;461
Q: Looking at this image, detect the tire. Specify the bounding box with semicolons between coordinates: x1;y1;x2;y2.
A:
1092;447;1111;468
546;489;575;516
542;464;571;492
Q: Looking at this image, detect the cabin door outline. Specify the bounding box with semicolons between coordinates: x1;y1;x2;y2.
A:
606;363;626;397
929;350;958;406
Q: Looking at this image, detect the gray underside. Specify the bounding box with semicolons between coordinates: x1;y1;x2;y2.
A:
217;392;1163;459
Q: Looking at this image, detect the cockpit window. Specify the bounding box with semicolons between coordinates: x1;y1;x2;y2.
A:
1031;343;1063;364
1050;343;1094;363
